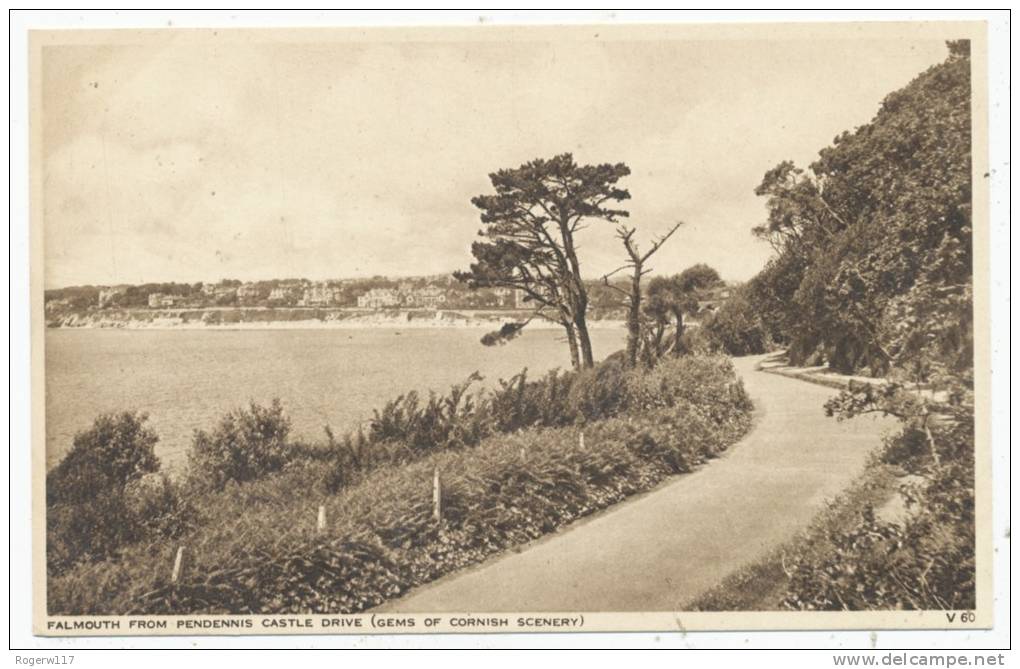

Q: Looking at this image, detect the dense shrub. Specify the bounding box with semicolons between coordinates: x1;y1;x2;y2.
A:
701;288;770;356
48;491;136;575
772;369;976;612
487;367;576;432
692;312;976;612
565;355;629;422
367;373;490;454
624;355;751;420
47;411;160;506
46;412;187;574
49;355;753;615
187;400;293;490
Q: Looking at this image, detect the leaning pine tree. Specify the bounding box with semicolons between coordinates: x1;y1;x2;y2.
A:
454;153;631;369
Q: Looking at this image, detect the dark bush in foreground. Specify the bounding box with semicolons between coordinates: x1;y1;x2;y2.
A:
565;355;629;422
487;367;576;432
366;373;490;455
47;412;187;574
48;355;752;615
47;411;159;506
187;400;293;490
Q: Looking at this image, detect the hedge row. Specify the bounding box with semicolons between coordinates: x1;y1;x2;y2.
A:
46;354;625;573
49;356;752;615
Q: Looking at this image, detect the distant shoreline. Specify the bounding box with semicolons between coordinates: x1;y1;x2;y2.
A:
45;308;627;332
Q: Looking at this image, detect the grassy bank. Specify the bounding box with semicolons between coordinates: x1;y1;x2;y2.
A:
48;354;753;615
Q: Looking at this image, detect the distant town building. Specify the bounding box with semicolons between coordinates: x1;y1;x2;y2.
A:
98;287;125;307
357;288;400;309
415;286;447;308
148;293;182;308
237;283;260;300
301;283;340;307
199;283;237;301
45;298;72;312
492;287;512;307
514;288;529;309
268;287;296;302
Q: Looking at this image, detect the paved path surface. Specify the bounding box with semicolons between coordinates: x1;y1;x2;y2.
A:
379;355;898;612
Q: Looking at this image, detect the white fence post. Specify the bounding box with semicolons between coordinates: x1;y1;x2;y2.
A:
317;505;326;533
432;467;442;524
171;546;185;583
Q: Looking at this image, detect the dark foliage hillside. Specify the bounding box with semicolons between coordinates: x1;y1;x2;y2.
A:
708;41;972;379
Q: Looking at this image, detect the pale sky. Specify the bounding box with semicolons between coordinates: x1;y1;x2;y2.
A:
41;30;950;288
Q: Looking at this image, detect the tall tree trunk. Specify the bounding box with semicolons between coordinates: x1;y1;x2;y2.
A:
673;311;685;357
560;215;595;368
625;267;643;368
563;321;581;370
575;312;595;368
611;222;681;368
652;321;667;358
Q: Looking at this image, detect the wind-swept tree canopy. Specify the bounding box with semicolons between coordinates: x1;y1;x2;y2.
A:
646;264;722;358
455;153;632;368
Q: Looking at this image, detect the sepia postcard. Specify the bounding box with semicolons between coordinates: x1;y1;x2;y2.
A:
29;19;993;637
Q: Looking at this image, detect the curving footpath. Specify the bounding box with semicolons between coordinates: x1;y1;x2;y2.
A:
378;354;898;612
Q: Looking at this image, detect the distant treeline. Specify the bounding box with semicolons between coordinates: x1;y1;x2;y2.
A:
703;41;972;378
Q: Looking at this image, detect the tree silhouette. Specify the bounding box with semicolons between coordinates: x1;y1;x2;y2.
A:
455;153;631;368
646;264;722;357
